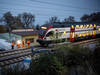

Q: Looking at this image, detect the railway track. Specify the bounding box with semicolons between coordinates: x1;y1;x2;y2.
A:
0;46;51;67
0;38;100;67
72;38;100;46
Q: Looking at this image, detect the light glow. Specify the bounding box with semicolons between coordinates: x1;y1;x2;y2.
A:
80;25;83;28
64;31;66;35
71;25;74;29
86;25;89;28
41;27;47;29
94;24;96;27
90;24;93;28
17;40;21;44
76;25;79;29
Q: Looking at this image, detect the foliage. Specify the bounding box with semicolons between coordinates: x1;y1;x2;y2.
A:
30;54;67;75
92;47;100;75
54;45;91;67
1;64;29;75
80;12;100;22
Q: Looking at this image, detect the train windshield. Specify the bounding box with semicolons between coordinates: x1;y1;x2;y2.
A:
39;29;46;36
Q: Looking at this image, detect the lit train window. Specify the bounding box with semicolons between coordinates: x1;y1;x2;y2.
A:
90;24;93;28
83;25;86;28
76;25;79;29
98;28;100;31
80;25;83;29
86;25;89;28
79;34;81;37
87;32;89;36
90;32;93;36
41;27;47;29
83;33;86;37
64;31;66;35
71;25;74;29
94;24;96;27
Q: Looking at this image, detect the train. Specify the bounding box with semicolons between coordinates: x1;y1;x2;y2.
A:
37;22;100;46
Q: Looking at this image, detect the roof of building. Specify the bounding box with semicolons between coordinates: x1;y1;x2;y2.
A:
12;29;38;36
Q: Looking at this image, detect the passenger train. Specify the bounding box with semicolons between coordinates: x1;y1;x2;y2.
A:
37;22;100;46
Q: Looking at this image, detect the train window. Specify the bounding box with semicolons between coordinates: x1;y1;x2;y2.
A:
80;25;83;29
39;30;46;36
71;25;74;29
90;24;93;28
76;34;78;37
98;28;100;32
87;32;89;36
79;34;82;37
46;31;54;37
94;24;96;27
90;32;93;36
86;25;89;28
64;31;66;35
83;33;86;37
76;25;79;29
84;25;86;28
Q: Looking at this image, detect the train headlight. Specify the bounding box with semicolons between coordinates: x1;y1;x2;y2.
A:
41;27;47;29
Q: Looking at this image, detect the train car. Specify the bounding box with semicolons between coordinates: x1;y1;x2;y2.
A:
37;22;100;46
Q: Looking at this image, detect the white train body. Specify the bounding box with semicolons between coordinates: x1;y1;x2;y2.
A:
37;22;100;46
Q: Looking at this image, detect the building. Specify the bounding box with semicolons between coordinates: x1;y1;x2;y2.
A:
12;29;39;47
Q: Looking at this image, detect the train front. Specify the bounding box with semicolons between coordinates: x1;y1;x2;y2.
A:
37;25;53;46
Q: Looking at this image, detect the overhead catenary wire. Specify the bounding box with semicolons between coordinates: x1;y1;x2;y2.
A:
30;0;100;11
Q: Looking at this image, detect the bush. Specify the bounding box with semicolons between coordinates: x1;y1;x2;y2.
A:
30;54;67;75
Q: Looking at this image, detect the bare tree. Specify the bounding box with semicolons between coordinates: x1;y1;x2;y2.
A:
45;16;60;24
18;12;35;28
80;14;90;22
13;16;24;29
64;16;75;22
3;12;14;41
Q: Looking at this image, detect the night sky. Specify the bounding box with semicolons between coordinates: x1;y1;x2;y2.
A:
0;0;100;25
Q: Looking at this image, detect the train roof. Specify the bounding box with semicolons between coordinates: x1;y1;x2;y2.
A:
42;22;100;28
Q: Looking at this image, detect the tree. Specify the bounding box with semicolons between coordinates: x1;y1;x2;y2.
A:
36;24;40;30
3;12;14;41
63;16;75;22
18;12;35;28
81;12;100;22
3;12;14;30
80;14;90;22
12;16;24;29
30;55;67;75
45;16;60;24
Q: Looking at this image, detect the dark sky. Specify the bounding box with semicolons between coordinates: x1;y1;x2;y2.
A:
0;0;100;25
